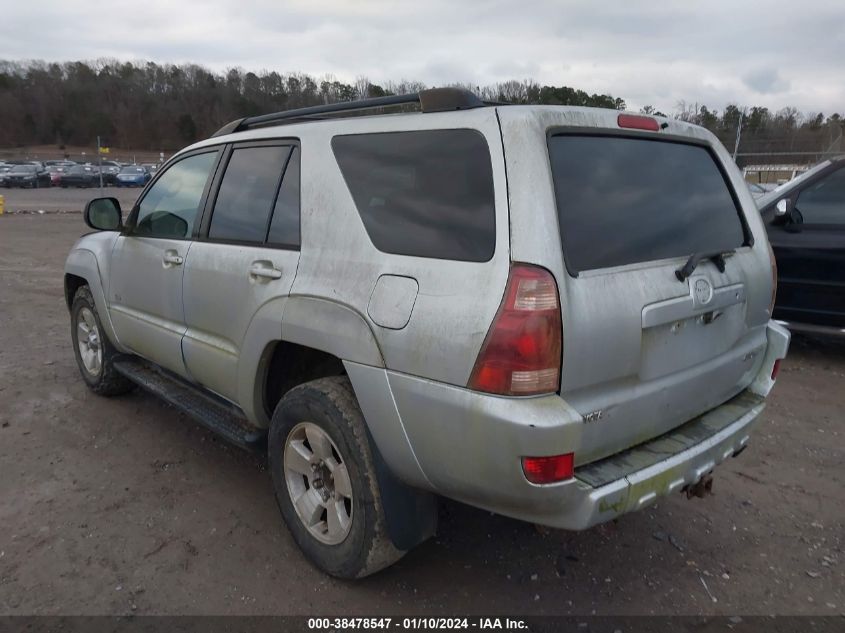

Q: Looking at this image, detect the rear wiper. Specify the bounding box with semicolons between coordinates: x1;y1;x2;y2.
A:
675;250;734;282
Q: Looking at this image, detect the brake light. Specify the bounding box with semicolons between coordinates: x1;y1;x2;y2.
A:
522;453;574;484
617;113;660;131
468;264;562;396
771;359;782;380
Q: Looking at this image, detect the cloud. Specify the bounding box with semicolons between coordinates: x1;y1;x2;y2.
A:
743;68;790;95
0;0;842;115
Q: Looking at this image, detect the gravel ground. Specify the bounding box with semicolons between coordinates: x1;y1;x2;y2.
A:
0;213;842;616
0;185;140;215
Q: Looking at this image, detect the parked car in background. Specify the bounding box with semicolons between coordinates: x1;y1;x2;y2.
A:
141;163;159;176
0;163;10;186
61;165;99;188
65;89;789;578
3;159;45;170
115;165;152;187
747;182;767;199
99;160;122;185
4;163;51;188
758;156;845;334
46;164;75;186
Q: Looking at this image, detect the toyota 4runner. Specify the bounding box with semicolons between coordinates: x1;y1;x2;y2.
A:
65;88;789;578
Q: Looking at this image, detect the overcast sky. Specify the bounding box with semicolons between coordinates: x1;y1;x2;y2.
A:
1;0;843;115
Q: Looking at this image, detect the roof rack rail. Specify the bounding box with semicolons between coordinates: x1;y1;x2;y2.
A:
212;87;487;137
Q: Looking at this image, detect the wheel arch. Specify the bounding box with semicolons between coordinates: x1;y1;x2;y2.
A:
239;295;385;428
245;297;437;552
64;249;122;350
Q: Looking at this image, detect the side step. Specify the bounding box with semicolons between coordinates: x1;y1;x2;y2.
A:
113;356;267;451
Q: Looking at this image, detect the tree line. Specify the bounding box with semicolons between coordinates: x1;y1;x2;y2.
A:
0;60;842;162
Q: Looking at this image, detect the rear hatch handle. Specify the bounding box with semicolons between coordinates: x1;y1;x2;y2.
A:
675;250;734;282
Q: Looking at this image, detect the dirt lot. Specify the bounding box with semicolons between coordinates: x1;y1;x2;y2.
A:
0;185;141;215
0;211;842;616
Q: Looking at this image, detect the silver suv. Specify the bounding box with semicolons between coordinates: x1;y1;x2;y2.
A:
64;88;790;578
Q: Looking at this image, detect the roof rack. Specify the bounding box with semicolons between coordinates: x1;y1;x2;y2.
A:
212;87;487;137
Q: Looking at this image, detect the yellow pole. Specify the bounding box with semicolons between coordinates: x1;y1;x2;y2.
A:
0;194;5;215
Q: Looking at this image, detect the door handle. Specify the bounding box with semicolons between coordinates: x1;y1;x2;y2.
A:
249;263;282;280
163;251;184;266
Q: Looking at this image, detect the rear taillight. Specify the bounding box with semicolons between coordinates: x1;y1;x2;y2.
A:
468;264;562;396
771;358;782;380
617;113;660;131
522;453;574;484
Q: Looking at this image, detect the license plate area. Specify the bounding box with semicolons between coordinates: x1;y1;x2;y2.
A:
640;283;746;380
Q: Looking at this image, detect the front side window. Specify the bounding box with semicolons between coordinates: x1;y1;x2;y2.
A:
796;167;845;226
332;129;496;262
134;151;218;239
208;145;291;243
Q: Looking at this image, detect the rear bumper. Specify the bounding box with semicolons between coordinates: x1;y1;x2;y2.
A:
565;391;763;529
774;319;845;338
348;320;790;530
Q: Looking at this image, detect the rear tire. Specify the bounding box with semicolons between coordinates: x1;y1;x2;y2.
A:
268;376;405;578
70;285;133;396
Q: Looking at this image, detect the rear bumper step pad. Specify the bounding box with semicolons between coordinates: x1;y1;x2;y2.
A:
576;390;765;488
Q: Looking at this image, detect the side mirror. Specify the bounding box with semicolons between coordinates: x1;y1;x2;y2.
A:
84;197;123;231
772;197;803;231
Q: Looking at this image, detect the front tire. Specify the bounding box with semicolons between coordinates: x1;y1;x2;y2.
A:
269;376;404;578
70;286;133;396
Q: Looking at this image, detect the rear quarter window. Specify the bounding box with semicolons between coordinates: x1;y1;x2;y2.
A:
332;129;496;262
548;135;747;275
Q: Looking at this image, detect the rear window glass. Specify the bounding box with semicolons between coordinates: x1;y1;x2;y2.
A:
267;147;301;247
548;135;746;274
332;129;495;262
209;145;291;243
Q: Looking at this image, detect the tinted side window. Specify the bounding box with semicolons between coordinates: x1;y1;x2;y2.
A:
209;146;292;242
796;167;845;225
267;147;300;247
332;129;495;262
549;136;746;274
135;152;217;239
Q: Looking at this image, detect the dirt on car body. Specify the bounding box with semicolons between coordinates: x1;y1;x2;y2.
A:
0;214;842;615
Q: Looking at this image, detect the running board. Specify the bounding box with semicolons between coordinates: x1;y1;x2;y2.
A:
113;356;267;451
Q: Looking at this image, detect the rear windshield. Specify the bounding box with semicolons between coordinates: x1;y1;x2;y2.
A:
548;135;746;275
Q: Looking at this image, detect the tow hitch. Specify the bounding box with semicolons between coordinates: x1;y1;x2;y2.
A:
684;474;713;499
